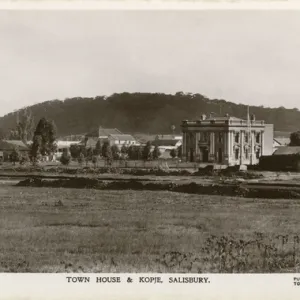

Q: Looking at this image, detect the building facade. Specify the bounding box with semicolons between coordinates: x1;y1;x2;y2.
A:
181;114;273;165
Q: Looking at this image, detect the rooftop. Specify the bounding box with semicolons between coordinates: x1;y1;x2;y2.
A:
273;146;300;155
152;139;181;147
109;134;136;141
0;140;29;150
86;127;122;137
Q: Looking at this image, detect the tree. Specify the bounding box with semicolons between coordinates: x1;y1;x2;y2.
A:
78;152;85;166
94;140;102;156
30;118;57;162
101;141;113;164
19;152;30;165
92;155;98;167
177;145;182;158
69;144;82;159
142;141;152;161
170;148;178;159
9;147;20;165
9;109;35;142
152;145;161;160
290;131;300;146
60;149;71;165
111;144;120;160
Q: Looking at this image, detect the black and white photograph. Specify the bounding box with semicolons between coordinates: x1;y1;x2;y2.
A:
2;6;300;276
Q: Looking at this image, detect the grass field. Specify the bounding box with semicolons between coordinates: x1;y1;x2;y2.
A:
1;183;300;273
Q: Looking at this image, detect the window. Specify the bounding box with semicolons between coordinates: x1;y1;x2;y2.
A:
245;148;249;159
256;149;260;159
235;148;239;160
218;132;223;143
256;133;260;144
244;133;249;143
235;133;240;143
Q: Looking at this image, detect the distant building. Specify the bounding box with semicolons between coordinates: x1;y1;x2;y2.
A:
181;114;273;165
151;139;182;152
0;140;29;161
273;137;290;153
108;134;140;148
86;126;122;139
54;140;81;158
272;146;300;156
155;134;182;141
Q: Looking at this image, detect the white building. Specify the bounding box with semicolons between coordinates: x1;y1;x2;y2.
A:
108;134;140;148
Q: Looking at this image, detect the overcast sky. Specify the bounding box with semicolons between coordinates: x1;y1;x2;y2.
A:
1;10;300;116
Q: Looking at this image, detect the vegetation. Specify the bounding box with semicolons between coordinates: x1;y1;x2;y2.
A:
0;93;298;137
170;148;178;159
9;147;20;165
1;187;300;272
8;109;35;142
152;145;161;160
30;118;57;162
289;131;300;146
60;149;71;165
142;141;152;161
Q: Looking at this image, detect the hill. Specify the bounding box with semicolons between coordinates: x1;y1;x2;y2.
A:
0;92;299;137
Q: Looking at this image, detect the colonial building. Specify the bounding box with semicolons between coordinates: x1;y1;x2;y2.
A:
181;114;273;165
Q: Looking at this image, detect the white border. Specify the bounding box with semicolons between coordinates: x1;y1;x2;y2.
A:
0;0;300;10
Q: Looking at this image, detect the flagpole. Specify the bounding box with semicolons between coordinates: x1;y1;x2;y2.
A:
248;106;252;165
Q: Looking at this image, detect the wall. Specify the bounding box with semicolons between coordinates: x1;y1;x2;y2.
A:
263;124;274;156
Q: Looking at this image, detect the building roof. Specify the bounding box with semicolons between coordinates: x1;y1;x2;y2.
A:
0;140;29;151
273;137;290;146
273;146;300;155
152;139;181;147
155;134;182;140
86;127;122;137
109;134;136;141
85;137;99;148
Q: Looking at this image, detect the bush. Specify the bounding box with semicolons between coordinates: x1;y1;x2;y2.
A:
60;150;71;165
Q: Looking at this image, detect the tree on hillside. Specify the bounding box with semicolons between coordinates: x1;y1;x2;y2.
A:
290;131;300;146
152;145;161;160
30;118;57;162
9;109;35;142
142;141;152;161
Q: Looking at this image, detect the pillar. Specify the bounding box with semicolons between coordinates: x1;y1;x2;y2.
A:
240;130;244;165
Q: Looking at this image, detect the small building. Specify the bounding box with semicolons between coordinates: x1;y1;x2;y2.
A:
273;146;300;156
273;137;290;153
0;140;29;161
108;134;140;148
54;140;81;158
181;113;273;165
155;134;182;141
151;139;182;152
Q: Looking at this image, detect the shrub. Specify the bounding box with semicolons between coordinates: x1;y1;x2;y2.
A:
60;150;71;165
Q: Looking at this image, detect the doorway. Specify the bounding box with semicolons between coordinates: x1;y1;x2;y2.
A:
201;147;209;163
190;148;194;162
218;148;223;163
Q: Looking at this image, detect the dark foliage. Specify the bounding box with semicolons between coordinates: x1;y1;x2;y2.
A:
0;93;297;136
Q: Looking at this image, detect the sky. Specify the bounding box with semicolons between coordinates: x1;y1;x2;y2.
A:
1;10;300;116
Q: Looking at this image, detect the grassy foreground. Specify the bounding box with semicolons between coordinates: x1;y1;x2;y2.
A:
1;185;300;273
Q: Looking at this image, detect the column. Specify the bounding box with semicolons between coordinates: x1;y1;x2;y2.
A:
209;132;215;161
195;132;200;161
261;130;264;156
182;132;186;160
240;131;244;165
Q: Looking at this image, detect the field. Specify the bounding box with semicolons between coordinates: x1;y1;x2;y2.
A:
1;183;300;273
